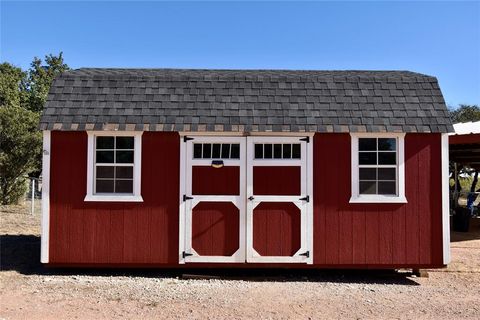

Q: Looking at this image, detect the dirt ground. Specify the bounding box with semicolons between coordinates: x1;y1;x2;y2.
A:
1;203;479;320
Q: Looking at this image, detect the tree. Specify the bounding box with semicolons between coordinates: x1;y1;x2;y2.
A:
23;52;69;112
0;53;68;204
0;106;42;204
449;104;480;124
0;63;26;109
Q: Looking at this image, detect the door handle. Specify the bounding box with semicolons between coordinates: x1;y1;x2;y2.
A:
248;196;254;201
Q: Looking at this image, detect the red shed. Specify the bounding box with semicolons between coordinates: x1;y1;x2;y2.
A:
40;69;452;269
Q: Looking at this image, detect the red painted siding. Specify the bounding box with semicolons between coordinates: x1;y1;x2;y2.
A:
192;166;240;195
253;202;301;256
449;133;480;145
49;131;180;264
192;202;240;256
313;133;444;267
253;166;301;195
48;131;444;268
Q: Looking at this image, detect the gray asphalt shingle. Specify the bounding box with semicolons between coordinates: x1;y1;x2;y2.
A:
40;68;453;133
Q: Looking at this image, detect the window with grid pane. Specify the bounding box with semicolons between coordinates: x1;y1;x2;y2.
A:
193;143;240;159
253;143;301;159
358;138;397;195
95;136;134;194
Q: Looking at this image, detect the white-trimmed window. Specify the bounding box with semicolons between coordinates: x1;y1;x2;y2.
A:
350;133;406;203
85;132;143;202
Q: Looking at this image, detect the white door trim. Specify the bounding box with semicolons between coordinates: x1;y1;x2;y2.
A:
245;136;313;264
181;136;246;263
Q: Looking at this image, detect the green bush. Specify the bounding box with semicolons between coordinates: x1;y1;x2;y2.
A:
0;106;42;204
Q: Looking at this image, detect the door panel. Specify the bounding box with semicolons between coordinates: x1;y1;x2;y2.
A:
182;137;245;263
180;135;312;264
192;166;240;195
192;201;240;256
253;166;301;195
246;136;311;263
253;202;301;256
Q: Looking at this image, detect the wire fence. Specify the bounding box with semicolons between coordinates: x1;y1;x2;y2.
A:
25;177;42;215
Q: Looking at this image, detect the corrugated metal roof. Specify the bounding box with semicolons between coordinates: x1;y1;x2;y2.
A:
451;121;480;135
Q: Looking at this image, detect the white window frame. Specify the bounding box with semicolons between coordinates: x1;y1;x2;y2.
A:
85;131;143;202
350;133;407;204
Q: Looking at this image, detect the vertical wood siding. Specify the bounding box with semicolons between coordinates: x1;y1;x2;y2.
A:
192;166;240;195
191;202;240;256
253;167;301;195
313;133;444;266
49;131;180;264
253;202;301;256
48;131;443;267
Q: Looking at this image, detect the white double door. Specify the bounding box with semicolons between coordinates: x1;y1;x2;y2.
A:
179;136;313;264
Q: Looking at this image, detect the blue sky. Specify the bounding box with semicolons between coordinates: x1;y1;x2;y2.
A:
1;1;479;107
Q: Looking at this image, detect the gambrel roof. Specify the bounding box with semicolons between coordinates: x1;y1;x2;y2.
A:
40;68;453;132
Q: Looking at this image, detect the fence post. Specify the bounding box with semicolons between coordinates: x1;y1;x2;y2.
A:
31;178;35;215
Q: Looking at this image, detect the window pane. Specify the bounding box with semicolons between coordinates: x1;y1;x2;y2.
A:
378;168;396;180
274;144;282;159
115;180;133;193
378;152;396;165
96;151;114;163
264;144;273;159
96;179;114;193
283;144;291;158
116;151;134;163
359;181;376;194
116;136;134;149
96;136;114;149
359;138;376;151
96;166;114;178
359;168;376;180
359;152;377;165
292;144;301;159
378;138;396;151
254;144;263;159
212;144;221;158
230;144;240;159
378;181;396;195
116;166;133;179
193;144;202;159
203;143;212;158
221;144;231;159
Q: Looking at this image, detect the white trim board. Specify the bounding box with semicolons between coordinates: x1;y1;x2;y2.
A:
179;135;313;264
349;133;407;204
41;131;51;263
441;133;451;265
179;132;316;137
246;136;312;264
182;136;247;263
85;131;143;202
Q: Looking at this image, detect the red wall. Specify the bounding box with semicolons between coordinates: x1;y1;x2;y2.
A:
313;133;444;267
49;131;180;264
48;132;444;267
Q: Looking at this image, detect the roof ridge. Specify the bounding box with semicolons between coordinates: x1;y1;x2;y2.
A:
59;68;435;80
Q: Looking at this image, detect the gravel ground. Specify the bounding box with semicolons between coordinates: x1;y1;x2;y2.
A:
1;203;479;320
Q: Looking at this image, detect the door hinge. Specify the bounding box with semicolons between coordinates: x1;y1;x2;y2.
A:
182;251;193;258
183;136;194;142
299;195;310;202
299;251;310;258
300;137;310;143
183;195;193;202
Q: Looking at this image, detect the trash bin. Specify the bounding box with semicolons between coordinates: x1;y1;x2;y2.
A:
453;207;471;232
